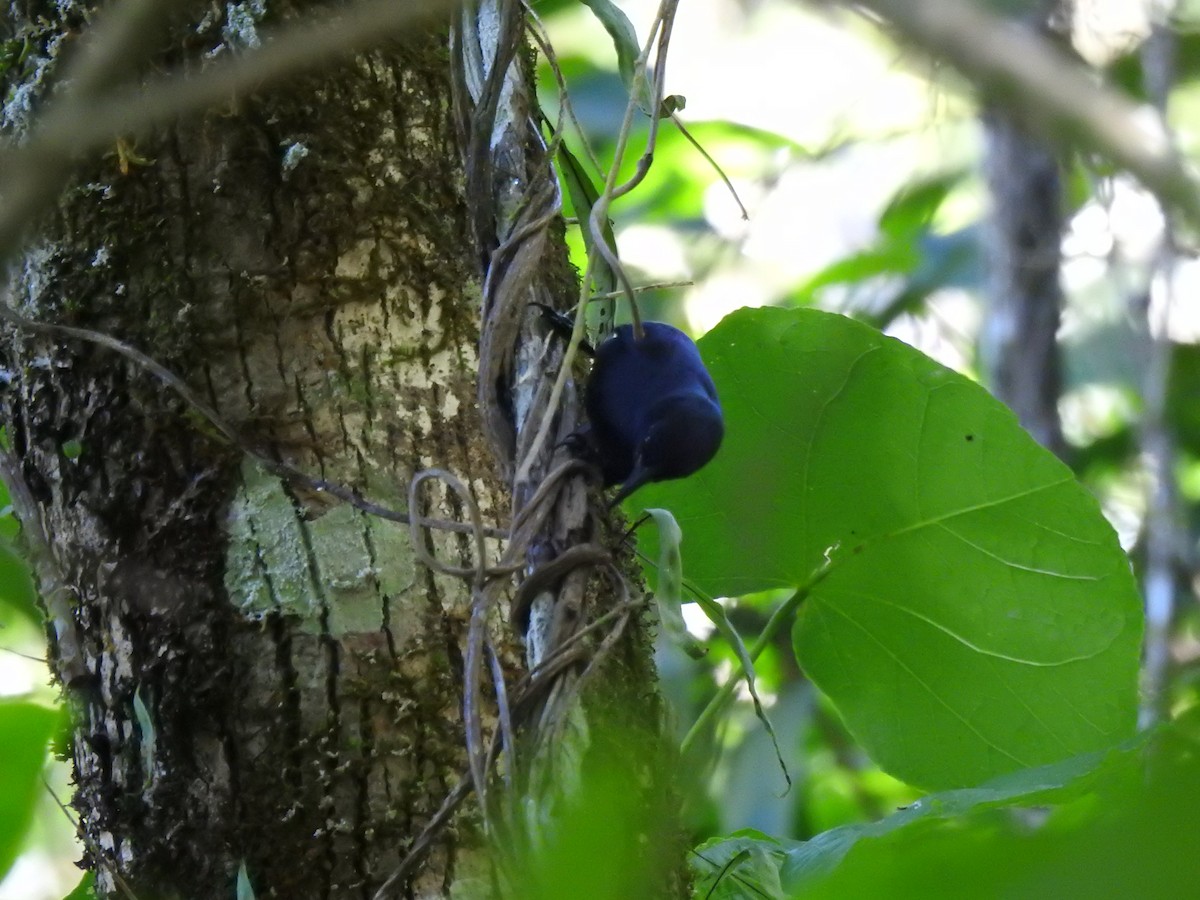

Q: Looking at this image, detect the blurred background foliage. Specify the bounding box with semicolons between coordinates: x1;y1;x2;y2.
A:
0;473;79;898
3;0;1200;896
532;0;1200;893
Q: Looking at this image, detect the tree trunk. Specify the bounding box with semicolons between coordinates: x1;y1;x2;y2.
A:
0;3;679;898
978;2;1069;457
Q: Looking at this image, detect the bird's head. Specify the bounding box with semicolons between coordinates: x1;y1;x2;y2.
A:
608;392;724;506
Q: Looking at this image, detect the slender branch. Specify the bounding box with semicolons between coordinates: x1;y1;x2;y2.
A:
371;778;474;900
43;777;140;900
524;1;604;175
669;112;749;221
1137;10;1185;727
835;0;1200;228
588;280;693;302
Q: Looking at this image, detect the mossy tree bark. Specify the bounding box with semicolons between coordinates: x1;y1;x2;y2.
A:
1;3;512;897
1;1;687;895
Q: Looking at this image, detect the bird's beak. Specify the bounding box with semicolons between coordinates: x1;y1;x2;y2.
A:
607;460;653;509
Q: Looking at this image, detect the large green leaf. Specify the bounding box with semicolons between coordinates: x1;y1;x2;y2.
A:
635;307;1141;788
691;715;1200;900
781;736;1146;890
790;713;1200;899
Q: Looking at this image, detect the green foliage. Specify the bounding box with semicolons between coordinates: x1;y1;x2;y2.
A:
0;472;67;895
634;121;807;224
691;712;1200;899
0;540;38;625
0;477;38;627
545;0;1183;867
577;0;641;91
1168;343;1200;453
61;872;95;900
1107;32;1200;101
0;700;58;883
793;172;981;324
509;755;678;900
636;306;1142;789
7;0;1197;893
555;139;619;300
692;835;787;900
0;40;21;79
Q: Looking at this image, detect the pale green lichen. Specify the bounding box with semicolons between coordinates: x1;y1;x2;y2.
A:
224;460;417;637
224;460;321;622
304;502;415;636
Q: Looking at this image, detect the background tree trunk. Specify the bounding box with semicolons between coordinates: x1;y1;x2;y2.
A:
978;1;1070;457
1;3;520;896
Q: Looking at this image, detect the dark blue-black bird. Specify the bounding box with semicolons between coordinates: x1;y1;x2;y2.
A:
585;322;724;506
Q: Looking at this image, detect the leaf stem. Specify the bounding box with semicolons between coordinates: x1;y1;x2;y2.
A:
680;557;832;755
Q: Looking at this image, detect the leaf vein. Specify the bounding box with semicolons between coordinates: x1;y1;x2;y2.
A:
819;600;1032;768
836;588;1109;666
935;523;1100;581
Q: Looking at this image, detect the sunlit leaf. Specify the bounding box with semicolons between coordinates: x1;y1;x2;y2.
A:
878;171;963;240
556;140;618;301
858;229;982;326
640;120;806;222
796;245;919;299
0;540;38;625
0;700;57;883
636;307;1142;788
61;872;95;900
578;0;646;99
794;172;978;323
